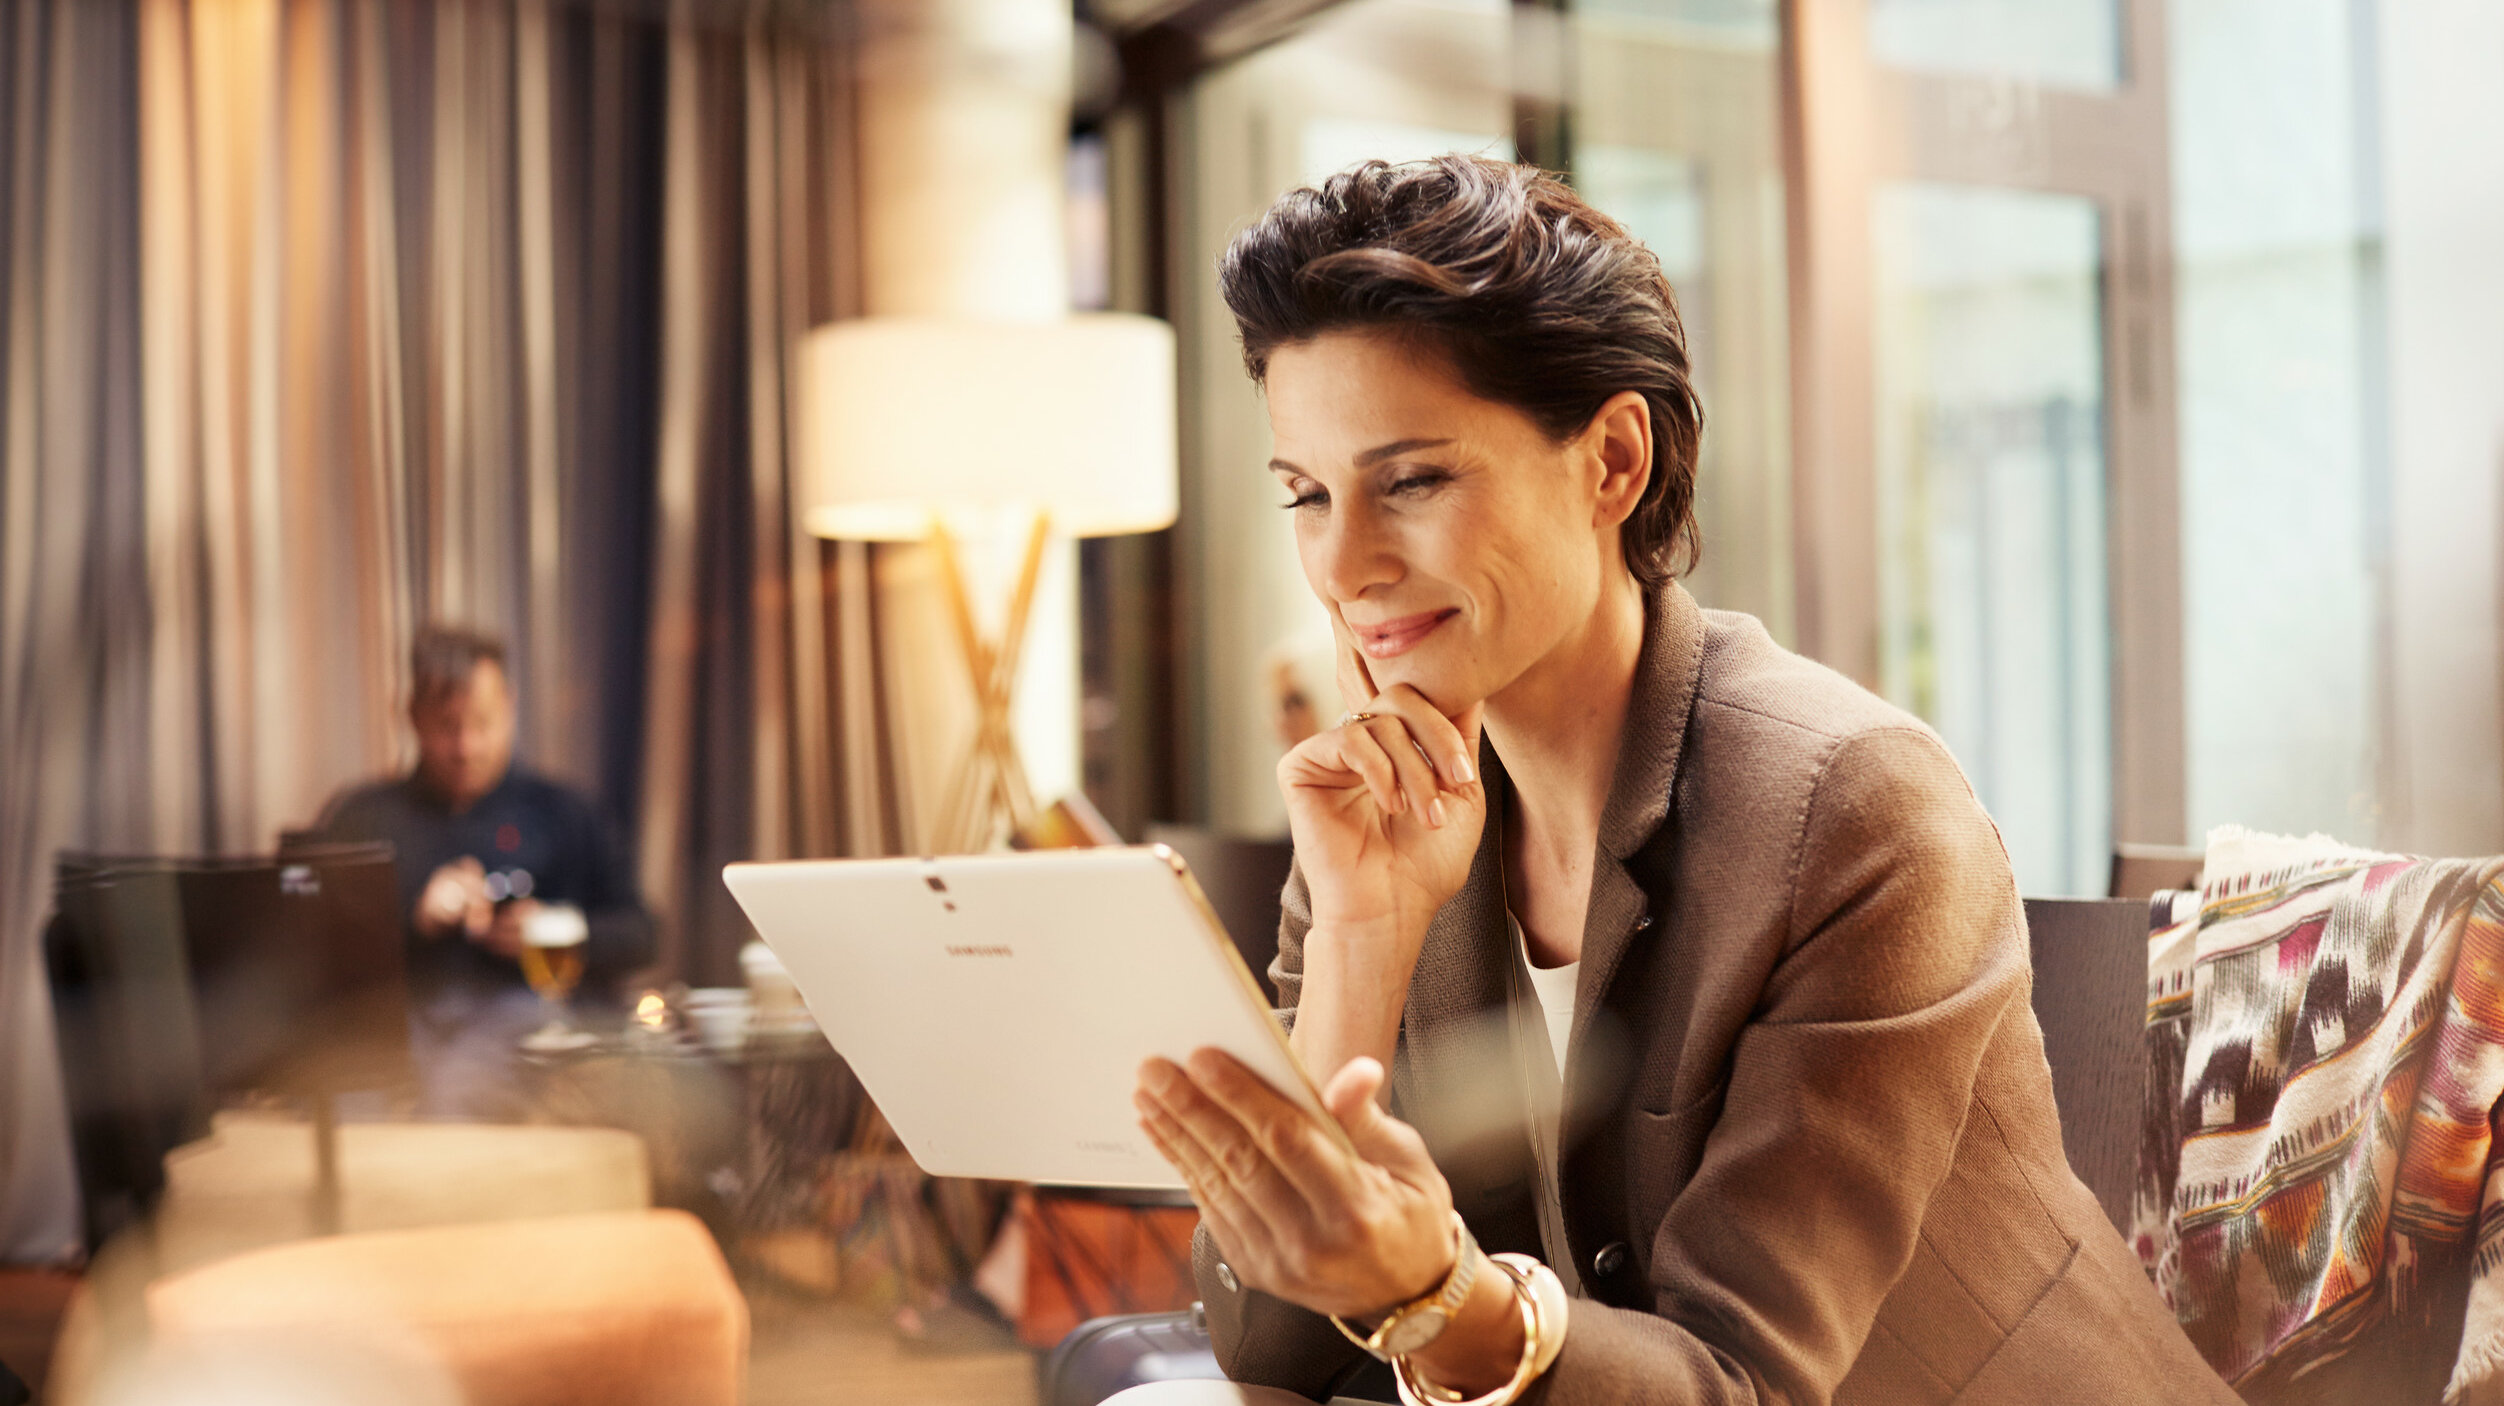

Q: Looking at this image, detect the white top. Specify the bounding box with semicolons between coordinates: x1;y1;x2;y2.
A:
1509;911;1579;1079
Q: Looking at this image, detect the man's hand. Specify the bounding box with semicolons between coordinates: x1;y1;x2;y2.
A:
415;857;491;940
478;897;539;961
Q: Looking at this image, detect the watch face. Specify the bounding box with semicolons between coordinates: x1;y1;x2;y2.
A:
1379;1305;1452;1357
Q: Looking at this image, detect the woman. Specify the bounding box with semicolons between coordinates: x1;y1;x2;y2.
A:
1131;157;2229;1406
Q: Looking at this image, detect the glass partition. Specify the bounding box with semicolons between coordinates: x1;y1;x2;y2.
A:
2171;0;2384;842
1868;0;2122;90
1571;0;1795;641
1873;184;2113;895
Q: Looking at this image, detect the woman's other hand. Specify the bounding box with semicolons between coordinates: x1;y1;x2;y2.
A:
1139;1050;1533;1394
1139;1050;1455;1319
1279;631;1488;1089
1279;632;1487;942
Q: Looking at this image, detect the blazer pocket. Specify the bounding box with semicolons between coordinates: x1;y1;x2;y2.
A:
1628;1085;1727;1229
1636;1083;1728;1129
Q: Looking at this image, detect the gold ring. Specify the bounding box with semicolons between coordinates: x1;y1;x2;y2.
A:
1340;710;1377;726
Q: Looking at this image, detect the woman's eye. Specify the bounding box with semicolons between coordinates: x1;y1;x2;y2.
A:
1280;487;1327;511
1389;471;1449;496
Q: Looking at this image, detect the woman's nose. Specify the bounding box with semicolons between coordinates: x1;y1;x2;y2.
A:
1317;510;1399;601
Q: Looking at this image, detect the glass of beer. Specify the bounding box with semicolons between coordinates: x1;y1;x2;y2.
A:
520;903;597;1052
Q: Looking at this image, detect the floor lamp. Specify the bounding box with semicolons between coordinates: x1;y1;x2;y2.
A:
798;315;1178;854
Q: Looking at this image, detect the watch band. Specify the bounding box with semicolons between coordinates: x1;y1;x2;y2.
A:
1331;1211;1480;1361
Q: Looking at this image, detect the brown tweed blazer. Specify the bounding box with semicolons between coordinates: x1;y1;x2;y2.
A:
1193;582;2234;1405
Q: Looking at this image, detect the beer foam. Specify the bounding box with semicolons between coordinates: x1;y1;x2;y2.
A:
521;903;589;947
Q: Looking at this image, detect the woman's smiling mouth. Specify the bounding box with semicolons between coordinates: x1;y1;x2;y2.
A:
1352;608;1460;659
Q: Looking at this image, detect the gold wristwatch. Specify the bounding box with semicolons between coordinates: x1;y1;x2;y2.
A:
1332;1212;1480;1361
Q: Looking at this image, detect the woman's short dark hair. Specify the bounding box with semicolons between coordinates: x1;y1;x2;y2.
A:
1220;155;1704;585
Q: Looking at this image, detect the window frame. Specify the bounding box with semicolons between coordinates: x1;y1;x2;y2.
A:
1780;0;2186;848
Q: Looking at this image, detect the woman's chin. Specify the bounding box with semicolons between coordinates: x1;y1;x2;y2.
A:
1365;660;1484;719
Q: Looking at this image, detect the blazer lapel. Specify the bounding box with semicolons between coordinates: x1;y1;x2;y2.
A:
1390;584;1707;1245
1396;768;1509;1090
1393;747;1542;1247
1563;583;1707;1140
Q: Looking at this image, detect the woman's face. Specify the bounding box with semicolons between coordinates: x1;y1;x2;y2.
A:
1264;329;1646;714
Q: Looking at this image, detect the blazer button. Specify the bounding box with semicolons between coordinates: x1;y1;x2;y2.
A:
1592;1241;1629;1279
1216;1261;1239;1293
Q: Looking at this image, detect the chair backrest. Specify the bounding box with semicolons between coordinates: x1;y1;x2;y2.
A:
45;844;408;1248
2110;843;2203;901
2021;896;2149;1233
45;864;207;1245
1142;827;1293;1005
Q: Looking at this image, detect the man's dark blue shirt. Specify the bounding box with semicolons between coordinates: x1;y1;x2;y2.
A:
317;768;654;999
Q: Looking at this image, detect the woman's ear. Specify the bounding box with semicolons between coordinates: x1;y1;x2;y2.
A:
1584;390;1653;530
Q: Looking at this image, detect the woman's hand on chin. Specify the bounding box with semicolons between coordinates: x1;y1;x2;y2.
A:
1137;1050;1456;1320
1278;637;1488;942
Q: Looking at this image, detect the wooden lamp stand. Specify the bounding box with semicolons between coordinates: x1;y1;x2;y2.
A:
925;511;1051;853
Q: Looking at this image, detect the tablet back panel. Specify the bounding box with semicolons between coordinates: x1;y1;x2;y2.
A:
722;846;1321;1188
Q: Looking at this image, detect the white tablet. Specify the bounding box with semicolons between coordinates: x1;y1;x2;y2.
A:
721;845;1334;1189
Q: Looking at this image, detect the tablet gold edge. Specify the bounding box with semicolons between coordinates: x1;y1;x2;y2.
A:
1148;843;1358;1156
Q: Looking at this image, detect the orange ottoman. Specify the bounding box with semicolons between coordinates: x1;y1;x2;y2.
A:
143;1209;746;1406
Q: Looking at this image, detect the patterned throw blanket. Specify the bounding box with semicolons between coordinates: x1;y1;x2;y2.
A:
2134;829;2504;1403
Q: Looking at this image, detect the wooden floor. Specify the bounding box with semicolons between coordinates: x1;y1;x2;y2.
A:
2;1267;1036;1406
746;1287;1038;1406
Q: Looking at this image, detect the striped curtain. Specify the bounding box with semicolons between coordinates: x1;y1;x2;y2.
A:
1;0;909;1263
0;0;145;1268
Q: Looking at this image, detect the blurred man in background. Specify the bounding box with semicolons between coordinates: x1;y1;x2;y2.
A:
318;625;653;1116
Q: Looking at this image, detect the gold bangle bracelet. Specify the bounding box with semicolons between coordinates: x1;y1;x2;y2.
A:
1392;1255;1543;1406
1493;1253;1569;1376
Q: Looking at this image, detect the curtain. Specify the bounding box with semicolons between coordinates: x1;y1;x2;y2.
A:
0;0;145;1268
638;6;908;985
1;0;903;1263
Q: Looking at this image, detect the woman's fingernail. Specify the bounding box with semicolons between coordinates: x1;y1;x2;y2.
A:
1429;797;1448;827
1452;756;1476;785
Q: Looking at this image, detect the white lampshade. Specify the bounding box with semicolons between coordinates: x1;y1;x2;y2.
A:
797;314;1178;541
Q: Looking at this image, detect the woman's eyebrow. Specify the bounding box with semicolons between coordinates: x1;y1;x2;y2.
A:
1267;437;1456;475
1356;436;1454;465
